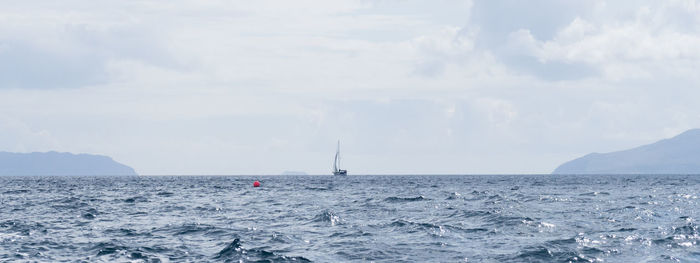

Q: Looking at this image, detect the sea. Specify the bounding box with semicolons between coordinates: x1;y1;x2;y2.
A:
1;174;699;262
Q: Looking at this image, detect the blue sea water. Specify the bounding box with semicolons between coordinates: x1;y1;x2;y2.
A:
0;175;699;262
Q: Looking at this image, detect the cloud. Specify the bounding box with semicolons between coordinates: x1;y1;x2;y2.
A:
492;1;700;82
1;0;700;174
471;0;589;43
0;115;60;152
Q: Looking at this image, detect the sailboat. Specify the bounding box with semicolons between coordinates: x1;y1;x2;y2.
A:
332;140;347;176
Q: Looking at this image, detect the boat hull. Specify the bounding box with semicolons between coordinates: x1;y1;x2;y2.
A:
333;170;347;176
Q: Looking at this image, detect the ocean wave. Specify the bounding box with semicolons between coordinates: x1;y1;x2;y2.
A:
0;220;45;236
268;232;303;244
386;219;488;236
383;196;428;203
579;191;611;196
90;242;173;262
484;214;536;227
49;196;89;209
450;210;493;219
672;223;699;235
329;230;373;238
389;219;438;229
174;223;217;236
81;208;99;220
123;196;148;203
445;192;462;200
103;228;153;237
511;237;603;263
214;238;311;262
305;186;332;191
2;189;30;194
311;210;342;226
652;223;700;248
92;242;129;257
81;212;96;220
156;191;174;197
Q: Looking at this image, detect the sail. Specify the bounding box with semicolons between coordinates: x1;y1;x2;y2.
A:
333;152;338;172
332;140;347;175
333;140;340;172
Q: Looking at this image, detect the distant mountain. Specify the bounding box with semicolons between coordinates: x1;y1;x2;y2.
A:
0;151;137;176
553;129;700;174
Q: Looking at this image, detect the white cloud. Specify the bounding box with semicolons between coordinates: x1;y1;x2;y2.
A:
0;114;60;152
505;1;700;82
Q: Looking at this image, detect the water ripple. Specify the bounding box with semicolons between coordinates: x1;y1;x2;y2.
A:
0;175;699;262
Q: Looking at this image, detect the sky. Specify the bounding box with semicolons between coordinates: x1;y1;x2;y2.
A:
1;0;700;175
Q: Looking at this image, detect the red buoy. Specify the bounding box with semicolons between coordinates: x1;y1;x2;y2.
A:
253;181;261;187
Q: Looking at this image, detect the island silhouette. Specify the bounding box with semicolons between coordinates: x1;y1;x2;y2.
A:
0;151;136;176
553;129;700;174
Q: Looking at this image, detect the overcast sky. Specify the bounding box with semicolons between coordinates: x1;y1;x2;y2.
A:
1;0;700;175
